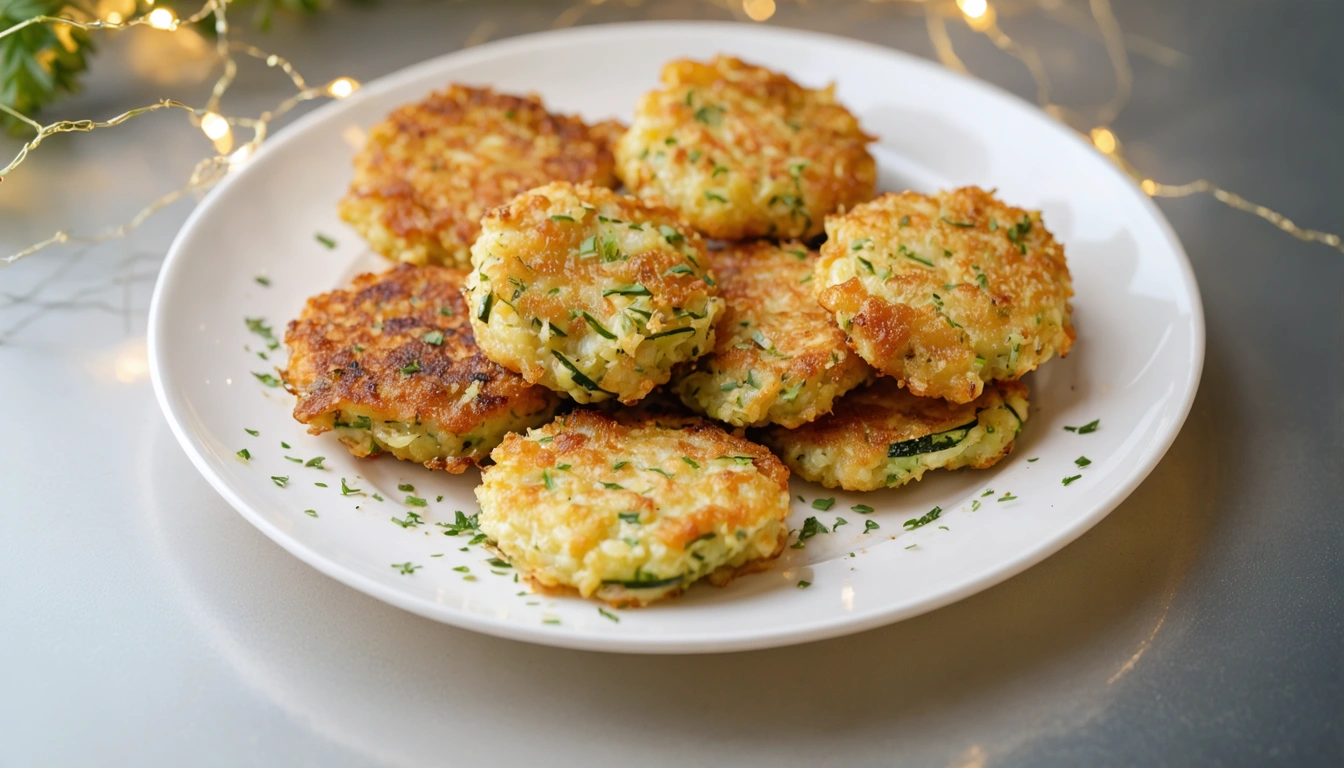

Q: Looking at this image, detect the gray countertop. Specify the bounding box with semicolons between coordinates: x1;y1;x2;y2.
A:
2;1;1340;765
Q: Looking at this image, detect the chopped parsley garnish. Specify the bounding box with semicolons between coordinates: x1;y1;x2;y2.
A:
1005;214;1032;254
304;509;318;518
833;517;849;531
1064;419;1101;434
612;461;629;471
705;191;727;203
236;448;251;460
1075;456;1092;467
618;512;640;524
796;516;830;546
903;506;942;530
284;456;302;463
270;476;289;487
681;456;700;469
863;519;880;534
477;292;495;321
421;330;445;346
940;216;974;227
550;214;574;222
399;360;422;376
252;372;281;388
644;467;674;479
852;504;874;514
244;428;259;436
391;562;421;575
578;235;598;256
796;580;812;589
315;233;337;249
551;351;612;394
811;497;835;511
397;483;414;492
998;492;1018;502
1062;475;1082;486
452;565;469;573
601;482;625;491
1027;457;1039;462
693;104;724;126
339;478;362;496
405;495;427;507
436;510;481;537
598;607;620;622
542;470;555;491
391;511;423;529
981;489;995;497
254;275;271;287
900;245;935;267
972;500;982;511
305;456;325;469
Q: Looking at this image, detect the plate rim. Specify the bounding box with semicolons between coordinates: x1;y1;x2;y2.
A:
149;19;1206;654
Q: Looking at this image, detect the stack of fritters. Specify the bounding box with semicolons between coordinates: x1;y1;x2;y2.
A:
281;55;1074;606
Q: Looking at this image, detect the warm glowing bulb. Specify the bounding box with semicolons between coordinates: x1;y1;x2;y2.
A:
326;77;358;99
200;112;229;141
147;7;175;29
105;11;122;24
1140;179;1157;195
228;145;254;169
957;0;989;19
1090;126;1117;154
743;0;776;22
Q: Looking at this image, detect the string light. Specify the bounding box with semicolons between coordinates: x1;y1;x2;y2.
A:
147;8;176;30
743;0;777;22
326;77;359;99
0;0;1340;267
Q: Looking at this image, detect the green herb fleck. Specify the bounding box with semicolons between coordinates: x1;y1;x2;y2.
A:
1062;475;1082;486
236;448;251;460
811;497;835;511
271;476;289;487
864;519;880;534
903;506;942;530
315;233;337;249
252;372;282;388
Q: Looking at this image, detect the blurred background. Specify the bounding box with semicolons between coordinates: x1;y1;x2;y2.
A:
2;2;1340;766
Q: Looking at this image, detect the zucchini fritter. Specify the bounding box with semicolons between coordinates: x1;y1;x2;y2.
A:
815;187;1074;403
615;56;876;240
676;241;871;428
759;378;1028;491
477;409;791;606
282;264;561;472
339;85;618;268
465;181;722;405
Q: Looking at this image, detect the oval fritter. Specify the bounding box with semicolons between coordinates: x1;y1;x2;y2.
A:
615;56;876;241
815;187;1074;403
466;181;722;405
758;378;1028;491
282;264;561;472
338;85;618;268
477;408;791;606
676;241;871;428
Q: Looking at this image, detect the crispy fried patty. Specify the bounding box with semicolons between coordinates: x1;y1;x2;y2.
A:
815;187;1074;403
282;264;561;471
758;378;1028;491
676;241;871;428
339;85;618;268
615;56;876;241
477;408;791;606
466;181;722;405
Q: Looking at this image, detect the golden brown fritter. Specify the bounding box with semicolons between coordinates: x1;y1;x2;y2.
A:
282;264;561;472
477;408;790;606
676;241;871;427
339;86;618;268
816;187;1074;403
615;56;876;240
759;378;1029;491
465;181;722;405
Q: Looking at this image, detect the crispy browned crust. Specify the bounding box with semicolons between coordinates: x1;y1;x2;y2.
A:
676;241;871;426
339;86;618;266
615;56;876;240
281;264;560;467
816;187;1074;403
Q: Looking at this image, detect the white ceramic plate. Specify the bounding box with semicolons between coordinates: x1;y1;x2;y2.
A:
149;21;1203;653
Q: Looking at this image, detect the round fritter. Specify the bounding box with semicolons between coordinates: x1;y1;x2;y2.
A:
465;181;722;405
815;187;1074;404
477;408;791;606
759;378;1028;491
614;56;876;241
338;85;618;268
282;264;561;472
676;241;871;428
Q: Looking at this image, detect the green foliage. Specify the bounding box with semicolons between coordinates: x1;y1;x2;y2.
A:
0;0;94;132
